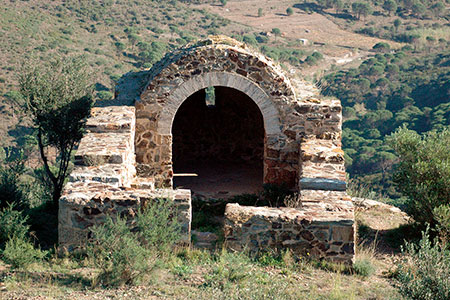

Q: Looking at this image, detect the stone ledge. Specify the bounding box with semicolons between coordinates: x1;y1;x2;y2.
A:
69;164;129;187
300;178;347;191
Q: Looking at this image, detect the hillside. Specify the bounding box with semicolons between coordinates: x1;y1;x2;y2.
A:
0;0;449;199
0;0;405;148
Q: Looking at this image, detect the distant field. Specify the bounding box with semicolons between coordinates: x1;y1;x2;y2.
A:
198;0;402;52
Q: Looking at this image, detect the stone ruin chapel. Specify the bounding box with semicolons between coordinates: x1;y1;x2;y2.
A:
59;36;355;263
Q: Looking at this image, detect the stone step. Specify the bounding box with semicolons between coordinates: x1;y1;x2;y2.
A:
131;177;155;190
192;230;219;250
300;189;351;202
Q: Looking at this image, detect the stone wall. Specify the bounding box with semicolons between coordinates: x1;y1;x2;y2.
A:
224;202;354;264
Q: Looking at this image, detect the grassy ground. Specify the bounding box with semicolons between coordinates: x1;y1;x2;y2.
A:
0;247;400;300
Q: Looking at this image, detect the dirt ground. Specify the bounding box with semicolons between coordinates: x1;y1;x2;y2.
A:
173;161;263;199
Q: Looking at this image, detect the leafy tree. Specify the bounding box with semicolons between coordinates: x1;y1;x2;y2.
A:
387;127;450;226
333;0;344;13
18;57;94;206
272;28;281;41
286;7;294;16
431;2;445;17
411;2;426;17
382;0;397;15
258;8;263;17
352;2;372;20
394;18;401;32
127;33;140;48
114;42;126;55
220;0;227;6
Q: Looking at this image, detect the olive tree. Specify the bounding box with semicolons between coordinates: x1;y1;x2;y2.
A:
18;57;94;206
387;126;450;227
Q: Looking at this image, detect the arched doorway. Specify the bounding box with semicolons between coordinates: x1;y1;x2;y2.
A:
172;86;264;199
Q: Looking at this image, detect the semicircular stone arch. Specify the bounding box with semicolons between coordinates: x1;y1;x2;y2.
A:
158;71;282;136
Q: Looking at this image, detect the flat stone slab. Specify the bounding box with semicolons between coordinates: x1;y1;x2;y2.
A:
300;178;347;191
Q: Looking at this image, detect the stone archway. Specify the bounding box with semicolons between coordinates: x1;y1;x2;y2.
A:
157;72;282;136
135;36;300;189
159;72;283;195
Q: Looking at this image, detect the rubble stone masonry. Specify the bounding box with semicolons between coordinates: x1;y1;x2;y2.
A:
59;36;354;263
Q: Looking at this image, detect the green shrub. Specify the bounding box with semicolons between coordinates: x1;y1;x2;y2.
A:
243;35;258;46
311;51;323;60
204;250;251;290
0;152;26;210
88;215;156;286
373;42;391;52
0;206;29;246
395;228;450;300
353;258;375;277
305;55;318;65
257;250;284;267
136;199;181;253
1;236;46;268
96;91;114;101
433;204;450;245
88;199;180;286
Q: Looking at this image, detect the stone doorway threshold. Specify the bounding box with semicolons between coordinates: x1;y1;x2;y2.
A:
173;160;263;199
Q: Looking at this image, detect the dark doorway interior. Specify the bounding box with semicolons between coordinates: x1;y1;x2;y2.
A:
172;86;264;199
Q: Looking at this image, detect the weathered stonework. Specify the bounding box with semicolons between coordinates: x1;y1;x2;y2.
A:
224;202;354;264
59;36;354;263
59;106;191;249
